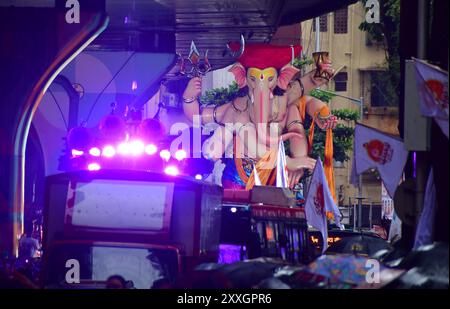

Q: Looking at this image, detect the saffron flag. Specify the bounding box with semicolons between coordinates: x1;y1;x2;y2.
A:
413;58;449;138
305;158;343;253
276;139;289;188
413;168;437;249
351;123;408;198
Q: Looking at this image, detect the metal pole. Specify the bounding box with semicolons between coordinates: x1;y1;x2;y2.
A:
358;97;364;230
414;0;429;227
315;17;320;52
417;0;427;59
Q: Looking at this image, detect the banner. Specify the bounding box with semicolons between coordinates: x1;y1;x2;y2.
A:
351;123;408;198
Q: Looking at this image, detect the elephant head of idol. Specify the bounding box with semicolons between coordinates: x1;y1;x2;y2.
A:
227;39;301;144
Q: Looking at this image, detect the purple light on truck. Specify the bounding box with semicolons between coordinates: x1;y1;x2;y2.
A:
71;149;84;157
175;149;187;161
164;165;179;176
89;147;101;157
130;140;145;156
102;145;116;158
218;244;245;264
145;144;157;155
160;149;171;161
117;142;130;155
87;163;101;171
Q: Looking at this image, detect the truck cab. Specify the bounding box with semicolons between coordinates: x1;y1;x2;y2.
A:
41;169;222;288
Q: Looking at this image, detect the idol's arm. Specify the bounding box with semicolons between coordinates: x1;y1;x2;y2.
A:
286;103;308;158
182;77;231;125
201;104;235;161
286;59;334;106
286;70;326;105
285;104;316;188
305;95;338;130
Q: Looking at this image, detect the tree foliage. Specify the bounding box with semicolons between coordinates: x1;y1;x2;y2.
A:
199;82;239;106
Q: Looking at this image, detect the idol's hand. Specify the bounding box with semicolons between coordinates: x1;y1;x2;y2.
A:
319;59;335;79
286;156;316;188
288;169;304;189
316;114;338;130
183;77;202;100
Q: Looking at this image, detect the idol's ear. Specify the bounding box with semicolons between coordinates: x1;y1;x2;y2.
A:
228;62;247;88
277;64;300;90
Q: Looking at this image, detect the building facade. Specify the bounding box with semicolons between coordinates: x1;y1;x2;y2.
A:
300;2;399;207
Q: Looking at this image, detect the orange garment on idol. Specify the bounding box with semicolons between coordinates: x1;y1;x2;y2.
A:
297;96;336;219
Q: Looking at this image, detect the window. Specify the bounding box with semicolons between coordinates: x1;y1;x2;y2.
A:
312;14;328;32
370;71;390;106
334;72;348;92
334;8;348;34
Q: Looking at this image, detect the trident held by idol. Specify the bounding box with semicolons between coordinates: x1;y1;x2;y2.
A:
177;41;212;78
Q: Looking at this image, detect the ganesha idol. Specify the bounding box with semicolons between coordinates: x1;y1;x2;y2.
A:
182;39;337;190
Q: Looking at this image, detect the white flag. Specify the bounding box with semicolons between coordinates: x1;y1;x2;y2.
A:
414;168;436;249
353;124;408;198
349;156;359;188
253;165;262;186
305;158;343;253
413;58;449;138
276;139;289;188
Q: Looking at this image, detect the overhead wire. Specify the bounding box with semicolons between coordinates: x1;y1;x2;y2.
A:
48;88;69;131
84;51;136;124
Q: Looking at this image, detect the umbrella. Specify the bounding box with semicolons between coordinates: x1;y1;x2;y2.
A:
276;267;354;289
185;259;285;289
325;234;391;257
306;254;374;285
306;254;404;288
383;242;449;289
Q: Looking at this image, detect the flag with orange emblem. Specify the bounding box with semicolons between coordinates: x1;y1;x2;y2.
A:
413;58;448;138
305;158;343;253
351;123;408;198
